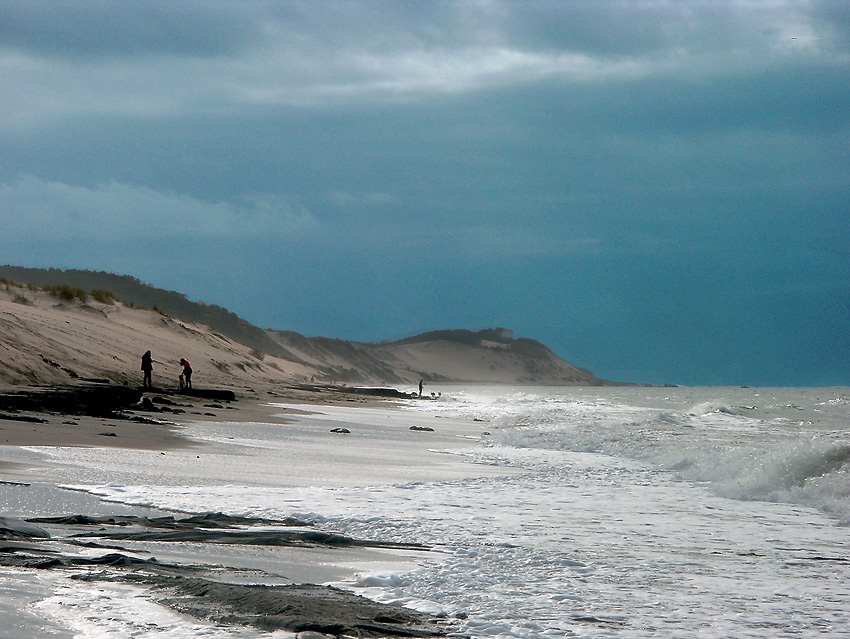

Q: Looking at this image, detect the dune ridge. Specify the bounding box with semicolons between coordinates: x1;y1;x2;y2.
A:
0;268;609;389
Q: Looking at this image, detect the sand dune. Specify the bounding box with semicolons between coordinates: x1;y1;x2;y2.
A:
0;279;607;391
0;285;306;391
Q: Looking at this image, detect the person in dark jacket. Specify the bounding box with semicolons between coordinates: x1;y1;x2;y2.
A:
141;350;153;388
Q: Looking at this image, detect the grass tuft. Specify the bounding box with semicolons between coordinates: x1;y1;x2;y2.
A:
46;284;88;302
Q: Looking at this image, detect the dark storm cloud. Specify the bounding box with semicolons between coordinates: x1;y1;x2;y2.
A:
0;0;259;58
0;0;847;385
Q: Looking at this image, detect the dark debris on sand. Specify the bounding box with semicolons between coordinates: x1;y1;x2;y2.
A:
0;383;237;422
0;384;143;418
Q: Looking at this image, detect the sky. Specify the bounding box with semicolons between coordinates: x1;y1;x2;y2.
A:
1;1;848;387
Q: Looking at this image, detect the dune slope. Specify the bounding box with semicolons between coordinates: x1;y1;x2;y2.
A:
0;273;608;389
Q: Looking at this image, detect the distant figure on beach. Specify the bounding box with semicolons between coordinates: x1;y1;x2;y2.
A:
419;379;424;397
141;350;153;388
179;358;192;389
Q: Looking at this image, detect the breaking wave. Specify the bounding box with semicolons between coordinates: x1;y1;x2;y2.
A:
466;392;850;525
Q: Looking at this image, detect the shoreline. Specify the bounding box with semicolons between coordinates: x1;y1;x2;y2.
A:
0;380;472;637
0;380;400;451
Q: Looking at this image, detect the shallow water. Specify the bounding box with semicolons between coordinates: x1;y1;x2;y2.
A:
3;386;849;638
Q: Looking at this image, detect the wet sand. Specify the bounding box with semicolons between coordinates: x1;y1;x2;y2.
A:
0;382;390;452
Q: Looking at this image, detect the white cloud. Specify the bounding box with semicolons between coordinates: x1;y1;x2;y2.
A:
0;175;319;242
336;47;655;97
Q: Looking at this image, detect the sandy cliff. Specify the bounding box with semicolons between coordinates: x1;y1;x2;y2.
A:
0;285;306;391
0;273;608;389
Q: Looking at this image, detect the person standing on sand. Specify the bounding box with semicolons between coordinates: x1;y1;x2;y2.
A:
419;379;424;397
179;358;192;389
141;350;153;388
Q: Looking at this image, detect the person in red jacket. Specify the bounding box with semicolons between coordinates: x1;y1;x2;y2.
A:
179;358;192;389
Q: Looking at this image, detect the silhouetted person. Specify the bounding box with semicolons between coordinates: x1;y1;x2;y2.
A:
419;379;424;397
180;358;192;389
141;350;153;388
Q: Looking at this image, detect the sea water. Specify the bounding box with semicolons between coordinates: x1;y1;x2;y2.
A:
7;386;850;638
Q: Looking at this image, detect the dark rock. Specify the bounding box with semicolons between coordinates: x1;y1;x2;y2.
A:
0;517;50;539
0;413;49;424
297;384;416;399
137;396;160;412
348;386;417;398
151;580;448;636
130;415;171;425
181;388;237;401
3;511;449;636
0;384;142;418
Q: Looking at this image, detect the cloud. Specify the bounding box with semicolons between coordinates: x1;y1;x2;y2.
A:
0;0;255;58
0;1;847;385
0;175;319;242
3;0;846;132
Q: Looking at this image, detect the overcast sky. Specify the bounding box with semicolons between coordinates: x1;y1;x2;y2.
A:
1;1;847;386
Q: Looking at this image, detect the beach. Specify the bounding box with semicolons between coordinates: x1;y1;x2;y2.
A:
0;384;504;638
2;383;849;638
0;284;610;638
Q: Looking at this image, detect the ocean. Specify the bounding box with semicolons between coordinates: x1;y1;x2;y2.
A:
3;385;849;638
